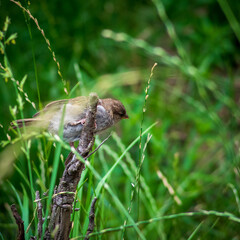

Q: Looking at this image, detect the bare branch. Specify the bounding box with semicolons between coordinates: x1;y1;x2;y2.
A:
85;134;112;159
11;204;25;240
84;197;98;240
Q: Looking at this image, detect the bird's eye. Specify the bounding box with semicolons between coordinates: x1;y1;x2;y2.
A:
120;111;125;116
120;111;126;117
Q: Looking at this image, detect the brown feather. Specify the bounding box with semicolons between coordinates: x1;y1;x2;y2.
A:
32;96;88;117
10;118;42;129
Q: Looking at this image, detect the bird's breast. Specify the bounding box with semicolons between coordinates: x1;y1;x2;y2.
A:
95;105;113;132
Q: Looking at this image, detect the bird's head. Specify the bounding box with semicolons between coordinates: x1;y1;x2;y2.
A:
100;98;129;124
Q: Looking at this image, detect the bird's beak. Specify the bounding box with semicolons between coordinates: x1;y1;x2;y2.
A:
123;114;129;119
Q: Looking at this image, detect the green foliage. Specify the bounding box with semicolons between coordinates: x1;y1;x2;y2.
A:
1;0;240;239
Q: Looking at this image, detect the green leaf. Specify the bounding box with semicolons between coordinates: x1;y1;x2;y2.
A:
3;17;10;32
20;75;27;90
5;33;17;45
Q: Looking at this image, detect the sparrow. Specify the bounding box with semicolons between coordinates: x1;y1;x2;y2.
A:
11;96;129;146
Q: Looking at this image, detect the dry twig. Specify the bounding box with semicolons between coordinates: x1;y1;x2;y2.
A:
11;204;25;240
84;197;98;240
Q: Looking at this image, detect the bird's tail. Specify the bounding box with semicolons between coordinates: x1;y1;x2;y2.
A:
10;118;43;129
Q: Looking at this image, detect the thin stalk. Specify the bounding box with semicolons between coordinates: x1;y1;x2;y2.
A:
71;210;240;239
137;63;157;220
23;6;42;109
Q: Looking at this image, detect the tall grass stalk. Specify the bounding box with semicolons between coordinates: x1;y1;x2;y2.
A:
137;63;157;217
72;210;240;239
217;0;240;42
119;63;157;239
22;0;42;110
152;0;189;64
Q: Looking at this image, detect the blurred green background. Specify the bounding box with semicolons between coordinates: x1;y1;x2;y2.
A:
1;0;240;239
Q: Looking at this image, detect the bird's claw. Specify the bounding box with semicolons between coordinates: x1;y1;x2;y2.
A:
69;119;86;126
68;119;97;128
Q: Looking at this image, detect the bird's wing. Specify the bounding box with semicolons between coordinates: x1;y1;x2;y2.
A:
64;96;89;121
33;96;91;124
33;99;68;117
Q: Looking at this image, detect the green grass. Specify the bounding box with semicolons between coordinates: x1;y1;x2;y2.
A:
1;0;240;239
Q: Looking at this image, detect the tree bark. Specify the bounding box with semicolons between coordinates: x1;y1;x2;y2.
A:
11;204;25;240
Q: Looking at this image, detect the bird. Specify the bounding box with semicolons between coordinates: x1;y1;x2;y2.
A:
11;96;129;147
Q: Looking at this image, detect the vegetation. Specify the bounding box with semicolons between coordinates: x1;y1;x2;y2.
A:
1;0;240;239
